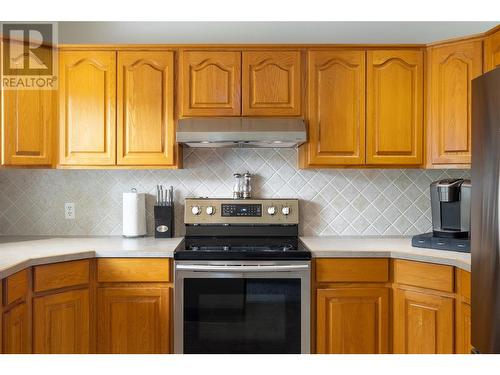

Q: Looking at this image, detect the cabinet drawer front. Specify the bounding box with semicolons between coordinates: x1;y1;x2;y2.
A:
97;258;170;283
394;259;454;292
4;269;29;306
316;259;389;283
34;260;90;293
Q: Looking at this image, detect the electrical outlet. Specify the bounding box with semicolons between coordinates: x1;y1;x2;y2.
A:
65;203;75;219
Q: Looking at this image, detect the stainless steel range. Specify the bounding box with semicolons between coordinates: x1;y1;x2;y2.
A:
174;198;311;354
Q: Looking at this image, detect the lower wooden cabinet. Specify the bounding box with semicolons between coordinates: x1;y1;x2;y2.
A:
316;287;389;354
456;301;471;354
2;302;31;354
455;269;472;354
33;289;90;354
393;288;454;354
97;287;171;354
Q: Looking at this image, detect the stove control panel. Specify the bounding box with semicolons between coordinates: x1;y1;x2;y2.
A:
185;198;299;225
222;203;262;217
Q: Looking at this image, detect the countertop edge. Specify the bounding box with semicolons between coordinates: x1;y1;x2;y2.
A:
0;237;470;279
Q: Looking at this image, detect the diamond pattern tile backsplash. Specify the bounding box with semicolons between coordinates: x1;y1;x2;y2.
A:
0;148;470;237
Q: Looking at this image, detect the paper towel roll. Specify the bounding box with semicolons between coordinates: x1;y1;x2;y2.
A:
122;190;146;237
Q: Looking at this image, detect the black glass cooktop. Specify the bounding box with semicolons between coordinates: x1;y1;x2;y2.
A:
175;236;311;260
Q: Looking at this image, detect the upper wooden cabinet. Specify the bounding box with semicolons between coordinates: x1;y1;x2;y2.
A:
59;51;116;166
181;51;241;116
117;51;175;165
428;40;482;166
242;51;301;116
33;289;90;354
305;51;366;166
316;287;389;354
2;88;55;166
366;50;424;165
484;27;500;72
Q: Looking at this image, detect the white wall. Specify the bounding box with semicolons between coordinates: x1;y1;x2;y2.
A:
58;21;498;44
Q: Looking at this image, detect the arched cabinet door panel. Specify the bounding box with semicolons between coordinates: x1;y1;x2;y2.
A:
306;50;366;166
428;41;482;165
2;42;54;167
181;51;241;116
366;50;424;165
242;51;301;116
59;51;116;165
117;51;175;166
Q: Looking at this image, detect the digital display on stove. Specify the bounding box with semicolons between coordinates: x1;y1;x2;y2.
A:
221;204;262;217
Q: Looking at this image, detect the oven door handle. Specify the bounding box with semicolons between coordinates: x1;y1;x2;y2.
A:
175;264;309;272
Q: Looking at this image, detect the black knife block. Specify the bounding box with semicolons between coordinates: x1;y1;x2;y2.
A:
154;205;174;238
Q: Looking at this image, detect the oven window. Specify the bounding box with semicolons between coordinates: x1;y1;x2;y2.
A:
183;278;301;354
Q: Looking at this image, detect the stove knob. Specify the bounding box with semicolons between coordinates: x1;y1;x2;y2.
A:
191;206;201;215
282;206;290;216
267;206;276;215
206;206;215;215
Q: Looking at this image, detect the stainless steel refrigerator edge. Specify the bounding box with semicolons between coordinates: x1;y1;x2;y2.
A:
471;67;500;354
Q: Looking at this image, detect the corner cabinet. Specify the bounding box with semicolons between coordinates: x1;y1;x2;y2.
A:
181;51;241;116
393;288;454;353
59;51;117;166
242;51;301;116
428;40;482;166
117;51;175;166
392;260;455;354
33;289;90;354
366;50;424;165
304;50;366;166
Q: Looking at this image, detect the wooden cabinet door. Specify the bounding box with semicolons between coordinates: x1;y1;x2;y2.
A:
242;51;301;116
33;289;90;354
3;302;31;353
97;287;170;354
316;287;389;354
456;301;471;354
117;51;175;165
59;51;116;165
393;288;454;354
484;29;500;72
366;50;423;165
181;51;241;116
428;41;482;165
306;51;366;166
2;89;54;166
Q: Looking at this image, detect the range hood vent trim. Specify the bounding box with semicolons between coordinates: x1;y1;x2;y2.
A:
176;117;307;148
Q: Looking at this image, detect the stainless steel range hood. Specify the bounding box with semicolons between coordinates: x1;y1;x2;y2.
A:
176;117;307;148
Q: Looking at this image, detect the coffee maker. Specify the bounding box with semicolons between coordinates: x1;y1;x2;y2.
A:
412;178;471;252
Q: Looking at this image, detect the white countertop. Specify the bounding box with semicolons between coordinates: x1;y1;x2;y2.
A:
0;235;471;280
300;236;471;271
0;236;184;279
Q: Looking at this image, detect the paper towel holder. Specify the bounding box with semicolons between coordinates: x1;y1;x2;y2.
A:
122;188;147;238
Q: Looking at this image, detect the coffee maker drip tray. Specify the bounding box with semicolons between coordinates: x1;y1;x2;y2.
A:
411;233;470;253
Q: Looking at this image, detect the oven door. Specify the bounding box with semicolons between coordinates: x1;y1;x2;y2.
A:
174;260;310;354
